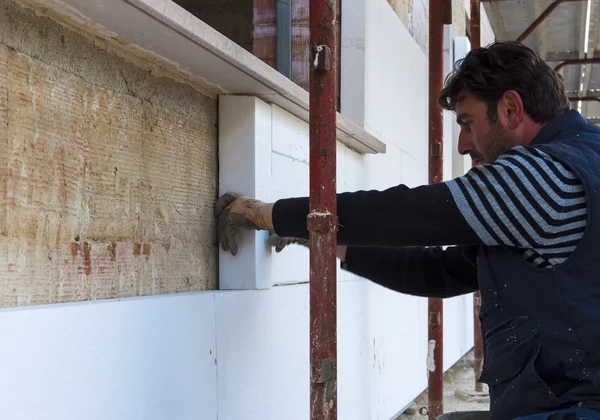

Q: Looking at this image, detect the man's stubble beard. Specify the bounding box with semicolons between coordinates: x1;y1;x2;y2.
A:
483;120;520;163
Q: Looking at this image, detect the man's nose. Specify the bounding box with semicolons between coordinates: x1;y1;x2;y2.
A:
458;130;472;156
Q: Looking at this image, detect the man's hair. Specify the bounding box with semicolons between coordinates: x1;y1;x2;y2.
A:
438;42;571;123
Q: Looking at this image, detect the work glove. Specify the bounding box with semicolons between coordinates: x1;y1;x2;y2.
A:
268;233;347;261
214;192;273;256
267;232;309;252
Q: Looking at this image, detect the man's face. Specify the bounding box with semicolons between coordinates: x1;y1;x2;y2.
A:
455;92;520;164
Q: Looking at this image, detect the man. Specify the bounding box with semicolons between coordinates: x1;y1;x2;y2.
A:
214;42;600;419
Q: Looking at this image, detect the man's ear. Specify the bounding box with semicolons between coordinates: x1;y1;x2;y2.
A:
500;90;524;129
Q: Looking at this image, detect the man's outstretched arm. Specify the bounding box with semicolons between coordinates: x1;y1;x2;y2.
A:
214;181;479;255
271;182;477;247
340;245;478;299
215;146;586;268
266;234;478;298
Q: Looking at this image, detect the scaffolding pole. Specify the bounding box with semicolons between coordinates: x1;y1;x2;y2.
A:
555;57;600;72
308;0;338;418
428;1;446;418
569;96;600;102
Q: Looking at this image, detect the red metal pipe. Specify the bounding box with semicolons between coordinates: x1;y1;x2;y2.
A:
308;0;338;418
569;96;600;102
443;0;453;25
471;0;481;49
516;0;585;43
470;0;485;395
555;57;600;72
428;1;446;419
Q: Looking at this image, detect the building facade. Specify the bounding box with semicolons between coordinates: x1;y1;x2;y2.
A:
0;0;494;418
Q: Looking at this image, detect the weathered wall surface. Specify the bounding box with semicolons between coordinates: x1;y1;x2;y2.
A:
388;0;469;54
0;0;218;307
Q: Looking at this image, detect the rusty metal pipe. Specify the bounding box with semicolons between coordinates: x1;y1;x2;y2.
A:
569;96;600;102
470;0;485;395
428;1;446;419
470;0;481;50
443;0;453;25
308;0;338;418
555;57;600;72
516;0;586;43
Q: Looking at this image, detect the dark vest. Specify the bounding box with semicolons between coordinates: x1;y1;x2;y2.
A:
475;111;600;420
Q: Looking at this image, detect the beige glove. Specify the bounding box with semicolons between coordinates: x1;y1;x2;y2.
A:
267;232;309;253
268;233;348;260
214;193;274;256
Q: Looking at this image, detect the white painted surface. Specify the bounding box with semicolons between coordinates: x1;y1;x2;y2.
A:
342;0;428;191
0;283;430;420
219;96;273;290
0;294;218;420
444;293;475;371
215;286;309;420
340;0;367;127
363;0;428;161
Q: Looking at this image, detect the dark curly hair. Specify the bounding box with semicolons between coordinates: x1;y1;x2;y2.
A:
438;42;571;123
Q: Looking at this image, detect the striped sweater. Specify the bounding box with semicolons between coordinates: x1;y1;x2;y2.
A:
447;146;587;268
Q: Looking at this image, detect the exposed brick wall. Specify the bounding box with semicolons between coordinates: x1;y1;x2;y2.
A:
0;0;218;307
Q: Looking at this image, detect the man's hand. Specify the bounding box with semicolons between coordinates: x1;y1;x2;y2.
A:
214;193;274;256
267;232;348;261
267;233;309;252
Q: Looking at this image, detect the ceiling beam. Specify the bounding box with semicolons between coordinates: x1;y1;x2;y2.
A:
569;96;600;101
516;0;587;43
547;51;584;61
481;0;510;41
554;57;600;72
568;89;600;96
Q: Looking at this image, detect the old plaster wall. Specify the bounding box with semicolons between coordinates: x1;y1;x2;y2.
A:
0;0;219;307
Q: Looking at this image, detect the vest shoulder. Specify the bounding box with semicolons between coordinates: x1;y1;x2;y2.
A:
536;126;600;153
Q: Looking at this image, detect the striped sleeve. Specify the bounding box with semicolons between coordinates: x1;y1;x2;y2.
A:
446;146;587;268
